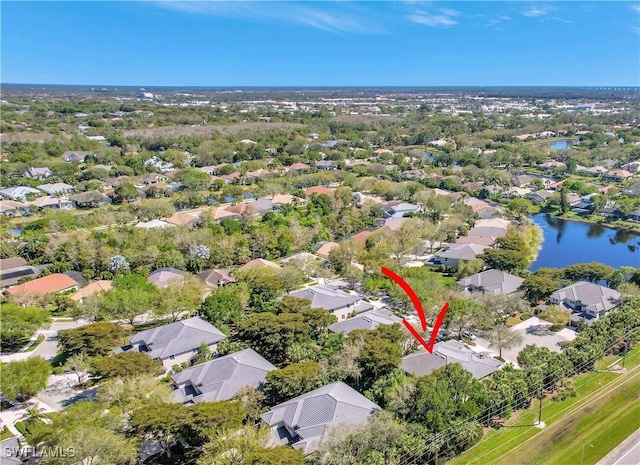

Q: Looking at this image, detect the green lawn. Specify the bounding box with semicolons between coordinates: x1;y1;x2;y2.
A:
0;426;14;440
25;334;45;352
448;347;640;465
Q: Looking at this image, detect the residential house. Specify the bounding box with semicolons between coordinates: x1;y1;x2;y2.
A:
401;341;503;379
627;211;640;222
197;268;235;289
607;170;633;181
123;317;227;369
148;267;185;288
5;273;79;297
62;150;91;163
512;175;534;187
69;191;111;208
136;219;173;229
286;162;311;173
0;257;40;289
503;187;532;198
467;226;508;238
328;308;401;334
528;189;555;204
25;167;53;179
144;156;175;172
70;280;113;302
29;196;74;211
549;281;621;322
431;243;488;269
0;186;41;201
539;161;566;171
455;235;496;247
476;205;505;219
621;161;640;173
314;242;340;260
457;269;524;295
385;202;420;217
171;348;276;403
238;258;281;272
37;183;74;196
0;200;30;217
247;198;275;215
165;212;201;227
383;216;410;231
316;160;337;170
261;381;382;454
142;173;168;185
305;186;333;196
475;218;511;230
289;285;373;320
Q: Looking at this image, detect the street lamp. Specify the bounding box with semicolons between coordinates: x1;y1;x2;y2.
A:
581;443;593;465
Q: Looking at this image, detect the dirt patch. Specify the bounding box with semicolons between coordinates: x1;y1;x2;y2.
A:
123;122;304;138
0;131;68;143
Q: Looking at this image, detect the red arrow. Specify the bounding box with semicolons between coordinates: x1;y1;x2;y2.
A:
381;267;449;354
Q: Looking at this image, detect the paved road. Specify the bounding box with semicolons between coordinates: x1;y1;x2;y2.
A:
597;429;640;465
0;319;89;363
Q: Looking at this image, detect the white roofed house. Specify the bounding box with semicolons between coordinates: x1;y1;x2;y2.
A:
24;167;53;179
37;182;74;196
0;186;41;201
29;195;74;211
261;381;382;454
171;348;276;403
123;316;227;369
549;281;622;324
289;285;373;321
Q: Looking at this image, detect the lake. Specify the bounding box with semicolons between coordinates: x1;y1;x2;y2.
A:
550;139;578;150
529;214;640;270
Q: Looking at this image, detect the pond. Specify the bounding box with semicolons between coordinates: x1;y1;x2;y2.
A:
529;214;640;271
550;139;578;150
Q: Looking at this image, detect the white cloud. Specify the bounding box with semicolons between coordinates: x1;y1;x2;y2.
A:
407;8;460;27
523;6;550;17
153;1;377;33
631;5;640;13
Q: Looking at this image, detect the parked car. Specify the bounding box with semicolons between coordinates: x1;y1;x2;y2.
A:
462;330;477;341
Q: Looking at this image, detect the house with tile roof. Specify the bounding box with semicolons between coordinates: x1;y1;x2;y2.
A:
124;316;227;369
549;281;621;322
314;241;340;260
25;167;53;179
197;268;235;289
0;186;41;201
401;341;503;379
70;280;113;302
328;308;401;334
457;269;524;295
432;243;488;269
37;183;74;196
5;273;79;296
0;200;30;217
148;267;185;288
261;381;381;454
30;196;74;211
172;348;276;403
289;285;373;320
238;258;281;272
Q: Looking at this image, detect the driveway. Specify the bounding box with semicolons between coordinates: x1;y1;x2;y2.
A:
0;319;89;364
474;317;577;367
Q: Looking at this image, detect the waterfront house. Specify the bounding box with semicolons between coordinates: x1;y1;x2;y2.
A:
431;243;488;269
457;269;524;295
549;281;621;322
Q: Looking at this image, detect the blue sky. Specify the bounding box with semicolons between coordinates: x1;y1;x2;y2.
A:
2;1;639;86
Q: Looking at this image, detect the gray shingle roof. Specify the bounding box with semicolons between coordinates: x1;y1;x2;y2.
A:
435;243;488;261
172;348;275;402
328;308;401;334
128;316;226;360
457;269;524;295
550;281;621;314
289;285;362;312
467;226;508;237
148;267;184;288
401;341;503;379
261;381;381;454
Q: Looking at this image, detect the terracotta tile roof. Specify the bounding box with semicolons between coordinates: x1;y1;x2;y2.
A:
70;280;113;301
6;273;79;295
305;186;332;196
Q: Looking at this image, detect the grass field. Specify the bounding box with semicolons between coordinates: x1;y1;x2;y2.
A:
448;347;640;465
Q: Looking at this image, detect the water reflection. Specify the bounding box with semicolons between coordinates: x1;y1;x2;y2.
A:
530;214;640;270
